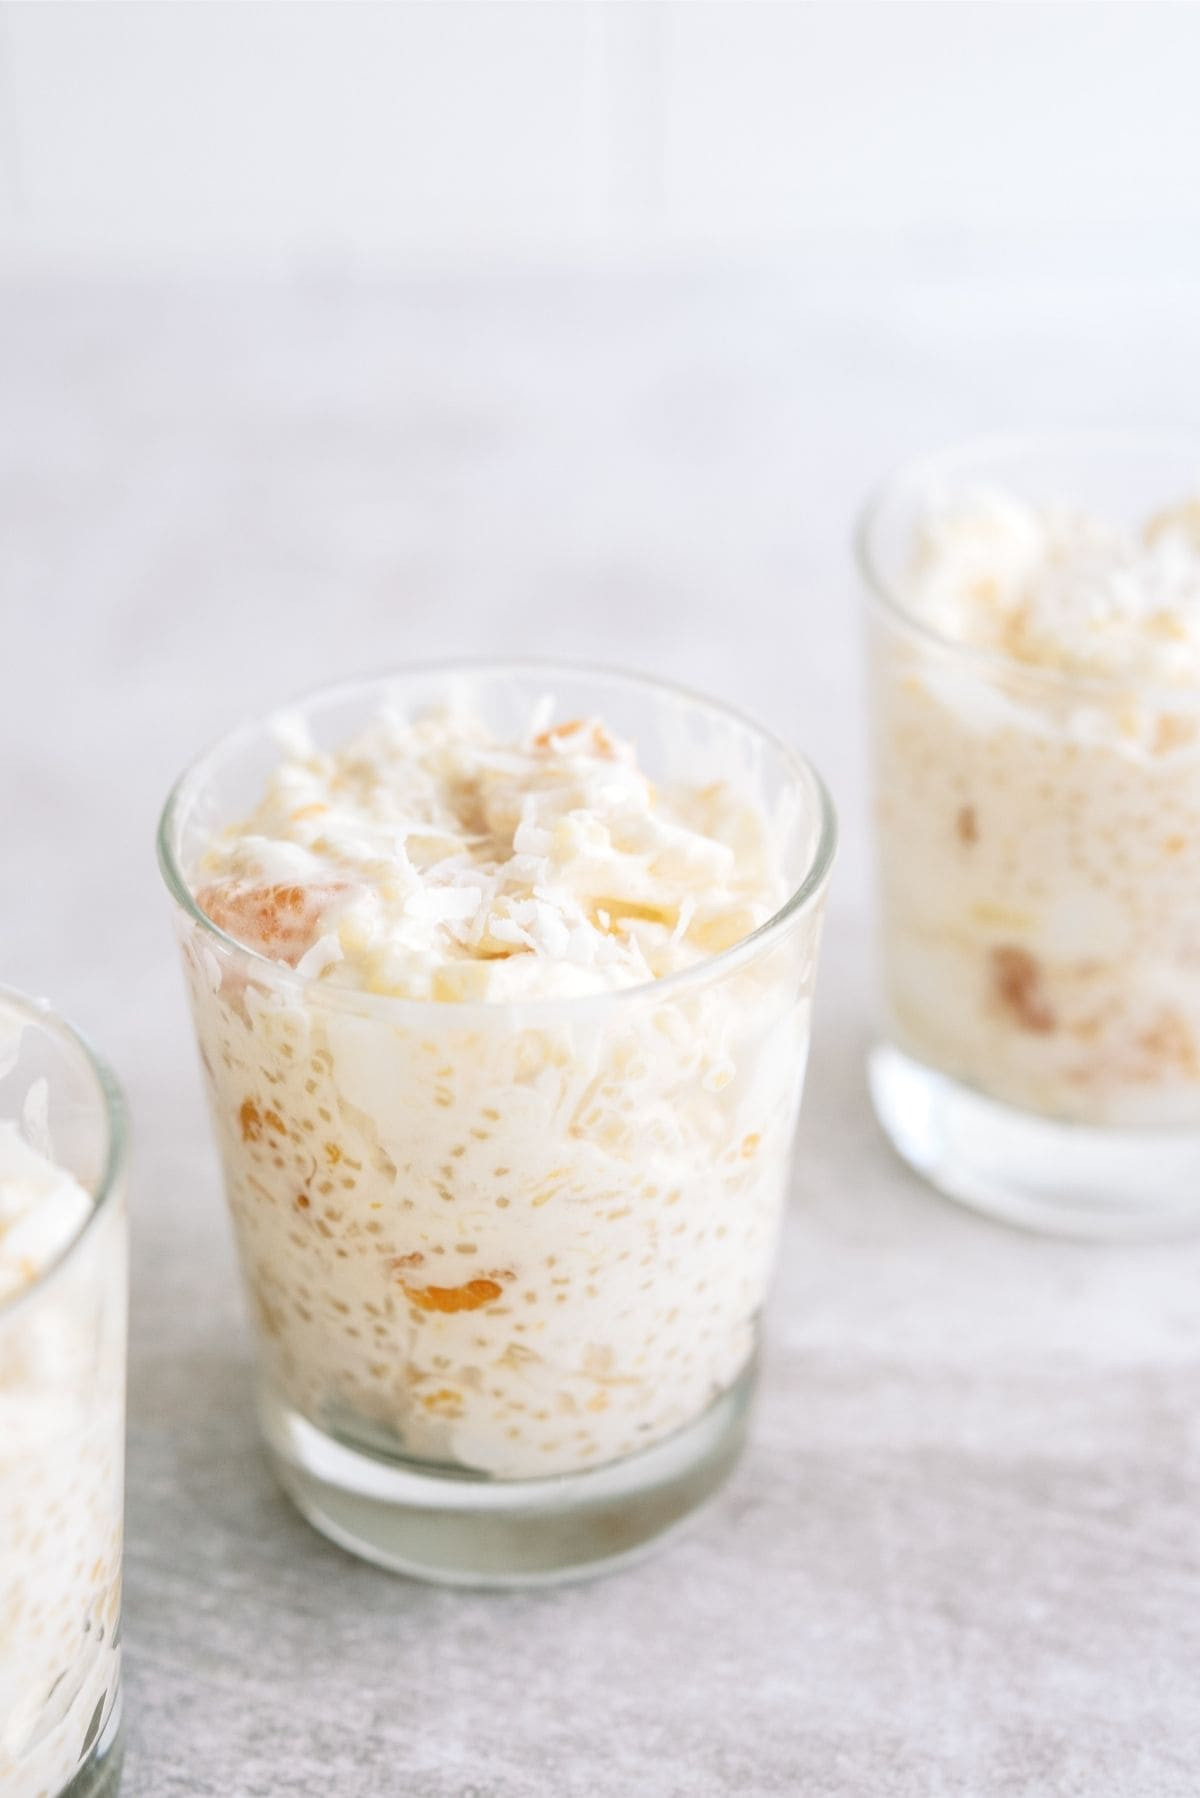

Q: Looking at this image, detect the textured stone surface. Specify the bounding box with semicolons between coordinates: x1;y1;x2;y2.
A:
3;268;1200;1795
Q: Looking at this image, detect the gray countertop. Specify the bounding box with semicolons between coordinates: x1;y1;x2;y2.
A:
3;266;1199;1797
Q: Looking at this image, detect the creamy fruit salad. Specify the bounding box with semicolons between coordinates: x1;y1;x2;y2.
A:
871;488;1200;1125
174;698;827;1480
0;1121;124;1798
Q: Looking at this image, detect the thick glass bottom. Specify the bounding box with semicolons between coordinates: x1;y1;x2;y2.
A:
61;1687;123;1798
258;1362;756;1588
869;1041;1200;1240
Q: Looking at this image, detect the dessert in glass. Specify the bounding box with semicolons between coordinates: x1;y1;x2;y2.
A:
0;989;127;1798
862;434;1200;1235
159;664;834;1583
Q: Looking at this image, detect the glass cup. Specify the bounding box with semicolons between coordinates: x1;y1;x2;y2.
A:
861;434;1200;1237
0;990;128;1798
158;663;835;1584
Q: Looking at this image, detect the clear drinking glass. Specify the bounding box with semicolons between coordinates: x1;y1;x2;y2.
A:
158;663;835;1584
0;990;128;1797
861;434;1200;1237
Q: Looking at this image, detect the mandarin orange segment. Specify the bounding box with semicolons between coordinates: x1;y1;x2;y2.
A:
197;880;345;966
402;1277;504;1313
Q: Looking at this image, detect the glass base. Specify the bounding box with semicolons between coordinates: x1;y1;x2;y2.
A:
61;1687;123;1798
869;1041;1200;1240
258;1363;755;1588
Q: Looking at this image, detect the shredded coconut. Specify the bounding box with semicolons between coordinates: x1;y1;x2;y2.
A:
906;489;1200;684
195;706;785;1000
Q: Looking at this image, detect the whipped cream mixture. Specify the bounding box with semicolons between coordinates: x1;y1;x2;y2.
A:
196;707;783;1000
907;490;1200;685
0;1120;92;1302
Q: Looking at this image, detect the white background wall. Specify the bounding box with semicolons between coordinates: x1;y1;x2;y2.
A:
2;1;1200;276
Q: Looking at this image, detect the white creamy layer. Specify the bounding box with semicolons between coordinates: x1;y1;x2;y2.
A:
0;1120;92;1302
0;1130;123;1798
906;489;1200;685
181;701;820;1478
196;706;784;1001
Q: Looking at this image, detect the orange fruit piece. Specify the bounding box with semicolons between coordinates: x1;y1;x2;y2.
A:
197;881;344;966
402;1278;504;1313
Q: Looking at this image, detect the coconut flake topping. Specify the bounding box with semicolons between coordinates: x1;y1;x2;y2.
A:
195;706;785;1000
906;490;1200;684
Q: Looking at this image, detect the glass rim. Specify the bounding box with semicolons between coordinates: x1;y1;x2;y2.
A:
156;657;838;1022
0;985;128;1321
856;428;1200;708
